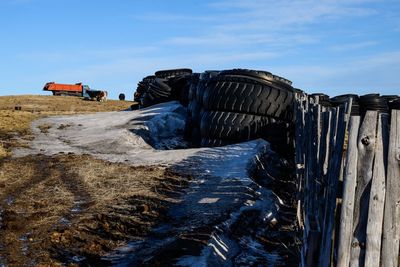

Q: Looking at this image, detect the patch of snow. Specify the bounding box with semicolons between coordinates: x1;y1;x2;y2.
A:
14;102;202;165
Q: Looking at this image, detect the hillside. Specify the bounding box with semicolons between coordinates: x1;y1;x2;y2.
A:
0;95;134;158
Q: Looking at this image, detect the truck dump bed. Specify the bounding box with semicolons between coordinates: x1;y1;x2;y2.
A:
43;82;83;96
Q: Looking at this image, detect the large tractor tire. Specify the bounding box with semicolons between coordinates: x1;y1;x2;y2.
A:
155;68;193;79
203;74;294;122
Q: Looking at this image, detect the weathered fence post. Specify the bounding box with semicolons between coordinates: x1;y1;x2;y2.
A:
381;109;400;267
319;106;347;267
295;93;308;230
364;113;389;266
337;115;361;266
298;96;400;267
350;111;378;267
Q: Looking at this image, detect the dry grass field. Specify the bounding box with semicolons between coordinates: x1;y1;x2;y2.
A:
0;95;135;158
0;95;187;266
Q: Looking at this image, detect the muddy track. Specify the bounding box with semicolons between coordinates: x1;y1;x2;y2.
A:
57;164;93;217
0;157;92;265
0;154;187;266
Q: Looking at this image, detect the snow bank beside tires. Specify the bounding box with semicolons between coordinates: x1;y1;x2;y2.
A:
14;102;195;165
13;101;267;168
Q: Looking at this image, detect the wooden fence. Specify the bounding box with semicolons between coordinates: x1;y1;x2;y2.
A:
295;93;400;267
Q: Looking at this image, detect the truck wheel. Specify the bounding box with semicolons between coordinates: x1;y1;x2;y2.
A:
203;75;294;122
359;94;389;115
218;69;293;87
199;110;293;154
155;68;193;79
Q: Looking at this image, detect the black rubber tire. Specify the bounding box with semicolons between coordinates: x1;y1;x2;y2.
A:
218;69;292;89
188;73;200;101
382;95;399;102
200;110;293;155
359;94;389;115
135;76;154;102
202;75;294;121
136;75;156;96
330;94;360;116
294;88;304;94
196;80;207;105
155;68;192;79
140;78;172;107
166;75;191;106
143;75;156;82
272;74;293;87
188;100;202;124
389;98;400;110
310;93;331;107
119;93;126;101
200;110;288;141
195;71;220;104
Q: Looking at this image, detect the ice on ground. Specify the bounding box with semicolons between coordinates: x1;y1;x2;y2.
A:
106;139;283;266
14;101;202;165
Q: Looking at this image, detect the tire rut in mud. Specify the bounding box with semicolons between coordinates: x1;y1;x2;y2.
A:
0;154;190;266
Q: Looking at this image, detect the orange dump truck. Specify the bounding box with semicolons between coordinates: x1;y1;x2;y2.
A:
43;82;90;96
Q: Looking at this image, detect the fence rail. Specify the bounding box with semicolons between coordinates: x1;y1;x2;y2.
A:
296;93;400;267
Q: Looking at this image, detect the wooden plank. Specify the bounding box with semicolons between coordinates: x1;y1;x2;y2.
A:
295;94;309;267
316;110;331;226
309;104;320;214
319;106;347;267
337;115;361;267
382;110;400;267
305;215;321;266
365;113;389;266
350;111;378;267
303;104;323;266
295;93;308;230
332;100;352;264
303;104;312;231
319;107;339;267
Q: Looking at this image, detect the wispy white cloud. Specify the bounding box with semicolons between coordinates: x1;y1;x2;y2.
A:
209;0;377;29
272;50;400;94
165;33;318;47
330;41;378;51
155;0;378;56
17;46;157;62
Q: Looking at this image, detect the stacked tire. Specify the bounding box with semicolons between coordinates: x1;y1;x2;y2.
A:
186;71;220;146
312;93;400;117
134;75;156;102
194;69;295;155
330;94;360;116
135;69;193;108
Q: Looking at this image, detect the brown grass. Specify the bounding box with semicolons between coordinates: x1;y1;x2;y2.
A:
0;154;188;265
0;95;184;265
0;95;136;159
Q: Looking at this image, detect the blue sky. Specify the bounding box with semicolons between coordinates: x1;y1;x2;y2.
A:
0;0;399;99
